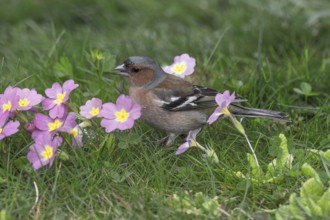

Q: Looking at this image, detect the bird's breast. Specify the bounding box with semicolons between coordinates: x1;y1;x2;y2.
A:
129;86;154;107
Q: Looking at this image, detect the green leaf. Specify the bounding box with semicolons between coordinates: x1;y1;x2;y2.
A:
195;192;205;204
300;178;324;203
204;147;219;164
287;193;306;220
102;52;116;72
57;149;70;161
293;88;305;95
275;205;292;220
277;163;330;219
110;171;121;183
305;92;319;97
300;82;312;94
266;159;276;179
318;187;330;216
118;140;129;149
299;197;323;217
276;134;290;167
104;133;115;151
166;191;220;217
0;210;8;220
202;197;220;217
266;134;293;179
293;82;319;97
269;135;282;157
320;134;330;148
13;156;31;172
0;177;6;184
301;163;321;183
110;170;131;183
54;56;73;78
322;149;330;161
247;153;264;180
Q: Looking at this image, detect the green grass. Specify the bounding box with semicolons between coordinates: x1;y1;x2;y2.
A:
1;0;330;219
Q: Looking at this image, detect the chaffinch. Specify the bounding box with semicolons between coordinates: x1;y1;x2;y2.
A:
114;56;289;146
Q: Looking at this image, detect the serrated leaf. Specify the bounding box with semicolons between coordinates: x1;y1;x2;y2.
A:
302;197;323;217
318;187;330;216
277;162;330;219
294;196;313;218
247;153;264;180
266;159;276;179
275;205;291;220
202;198;220;217
288;193;307;219
301;163;321;183
322;150;330;161
266;134;292;179
195;192;205;204
277;134;289;167
269;136;281;157
300;178;324;203
54;56;73;78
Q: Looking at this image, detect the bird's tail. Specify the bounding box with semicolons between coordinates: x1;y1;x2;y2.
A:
229;103;290;122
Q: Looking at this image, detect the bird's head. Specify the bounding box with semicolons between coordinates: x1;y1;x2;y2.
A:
114;56;166;89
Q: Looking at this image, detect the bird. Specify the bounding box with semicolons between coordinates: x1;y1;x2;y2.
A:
114;56;289;146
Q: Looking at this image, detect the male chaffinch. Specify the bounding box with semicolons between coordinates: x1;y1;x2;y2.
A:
114;56;289;146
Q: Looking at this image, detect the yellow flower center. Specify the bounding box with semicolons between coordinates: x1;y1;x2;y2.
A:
0;127;3;134
54;92;66;105
89;107;100;116
115;109;130;122
18;98;30;107
48;119;63;132
171;62;186;74
42;145;53;160
190;139;198;147
70;128;78;138
221;108;231;116
2;101;12;112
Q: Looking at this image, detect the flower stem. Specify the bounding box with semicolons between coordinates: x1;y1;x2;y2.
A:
196;142;207;152
228;112;261;176
243;133;260;169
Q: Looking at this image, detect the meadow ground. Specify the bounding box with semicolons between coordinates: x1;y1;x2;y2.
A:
1;0;330;219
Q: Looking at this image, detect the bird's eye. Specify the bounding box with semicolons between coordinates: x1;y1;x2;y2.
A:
132;67;140;73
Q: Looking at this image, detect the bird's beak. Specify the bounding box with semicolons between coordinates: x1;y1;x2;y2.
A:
113;64;129;77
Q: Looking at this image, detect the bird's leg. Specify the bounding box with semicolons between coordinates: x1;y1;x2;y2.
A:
165;133;179;147
155;135;168;145
155;133;179;147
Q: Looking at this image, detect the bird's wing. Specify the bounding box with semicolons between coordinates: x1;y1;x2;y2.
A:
152;81;219;111
152;75;247;111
